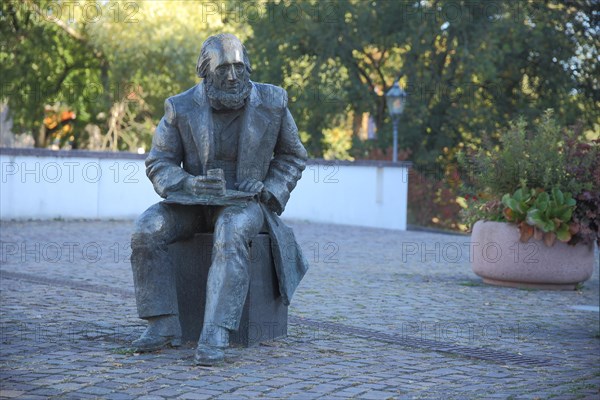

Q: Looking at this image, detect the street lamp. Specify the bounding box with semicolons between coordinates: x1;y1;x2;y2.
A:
385;80;407;163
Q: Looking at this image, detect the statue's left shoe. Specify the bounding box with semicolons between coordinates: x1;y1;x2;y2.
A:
194;324;229;366
194;344;225;366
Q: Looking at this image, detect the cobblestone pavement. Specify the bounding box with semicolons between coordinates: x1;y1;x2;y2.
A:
1;219;599;399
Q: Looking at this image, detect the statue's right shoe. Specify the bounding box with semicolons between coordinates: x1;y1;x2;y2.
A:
132;315;182;352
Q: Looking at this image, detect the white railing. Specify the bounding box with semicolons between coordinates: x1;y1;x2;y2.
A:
0;148;410;230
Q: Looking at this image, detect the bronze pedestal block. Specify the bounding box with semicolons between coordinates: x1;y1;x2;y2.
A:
170;233;288;347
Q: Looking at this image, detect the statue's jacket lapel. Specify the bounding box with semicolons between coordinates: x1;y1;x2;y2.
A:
237;87;271;183
189;83;213;175
182;82;274;182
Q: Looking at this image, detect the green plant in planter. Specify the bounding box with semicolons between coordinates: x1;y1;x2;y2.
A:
502;187;576;246
502;187;535;223
501;187;535;241
459;110;599;247
526;188;576;244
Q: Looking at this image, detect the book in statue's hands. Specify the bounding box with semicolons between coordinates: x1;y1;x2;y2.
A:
163;190;256;206
164;168;255;206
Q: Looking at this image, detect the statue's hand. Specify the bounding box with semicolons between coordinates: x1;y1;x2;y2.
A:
259;189;281;214
184;175;225;196
236;178;264;194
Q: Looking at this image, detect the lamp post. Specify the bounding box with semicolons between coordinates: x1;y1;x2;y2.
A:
385;80;407;163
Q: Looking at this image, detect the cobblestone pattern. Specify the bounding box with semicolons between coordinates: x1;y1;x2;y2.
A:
1;220;599;399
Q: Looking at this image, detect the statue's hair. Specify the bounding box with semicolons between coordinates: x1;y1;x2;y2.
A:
196;33;252;78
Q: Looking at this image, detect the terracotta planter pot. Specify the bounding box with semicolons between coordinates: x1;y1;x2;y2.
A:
471;221;596;290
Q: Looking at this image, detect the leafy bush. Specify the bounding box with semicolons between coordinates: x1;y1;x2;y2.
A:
459;110;599;246
461;111;570;195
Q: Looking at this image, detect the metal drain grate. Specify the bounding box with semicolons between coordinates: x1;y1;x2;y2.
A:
3;271;554;366
290;316;554;367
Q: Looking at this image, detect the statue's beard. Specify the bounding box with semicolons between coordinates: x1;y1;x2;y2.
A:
205;76;252;111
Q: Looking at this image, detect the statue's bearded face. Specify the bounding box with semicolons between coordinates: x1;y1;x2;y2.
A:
205;40;251;110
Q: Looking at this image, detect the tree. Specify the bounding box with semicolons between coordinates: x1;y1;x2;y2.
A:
2;0;597;160
1;0;109;147
247;0;599;164
1;0;248;150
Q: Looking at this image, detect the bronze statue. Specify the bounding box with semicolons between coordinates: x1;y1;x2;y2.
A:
130;33;308;365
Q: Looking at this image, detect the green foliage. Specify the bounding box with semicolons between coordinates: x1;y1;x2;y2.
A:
501;187;576;246
502;188;536;223
461;111;599;246
1;0;109;145
322;122;354;161
248;1;598;164
1;0;598;173
463;110;576;198
526;189;576;234
407;166;464;231
1;0;247;149
459;197;504;230
564;133;600;246
86;1;250;118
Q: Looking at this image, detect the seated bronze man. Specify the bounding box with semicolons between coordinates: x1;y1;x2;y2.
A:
130;33;308;365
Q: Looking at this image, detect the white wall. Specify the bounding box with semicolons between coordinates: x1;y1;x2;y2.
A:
284;163;409;230
1;151;160;220
0;150;409;230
